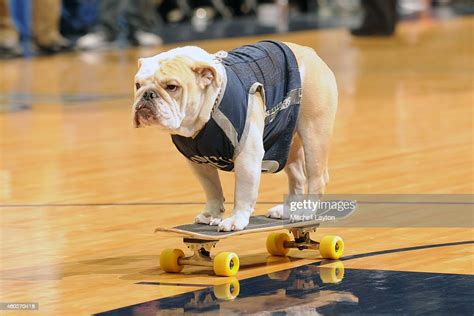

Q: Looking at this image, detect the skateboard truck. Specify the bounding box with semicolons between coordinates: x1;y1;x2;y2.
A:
286;227;320;251
179;238;218;268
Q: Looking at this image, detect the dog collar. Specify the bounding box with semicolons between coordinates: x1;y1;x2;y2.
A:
211;62;228;114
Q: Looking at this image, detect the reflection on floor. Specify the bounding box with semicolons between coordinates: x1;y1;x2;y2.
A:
0;92;129;113
96;262;474;315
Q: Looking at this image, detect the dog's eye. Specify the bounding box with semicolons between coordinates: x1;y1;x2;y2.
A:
166;85;178;92
135;83;141;90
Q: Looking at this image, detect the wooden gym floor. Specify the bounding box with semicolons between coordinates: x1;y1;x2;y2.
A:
0;16;473;315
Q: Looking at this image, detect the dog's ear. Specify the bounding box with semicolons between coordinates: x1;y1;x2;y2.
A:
137;58;144;68
191;62;220;89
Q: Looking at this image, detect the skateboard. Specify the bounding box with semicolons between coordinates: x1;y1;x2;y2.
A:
155;215;345;277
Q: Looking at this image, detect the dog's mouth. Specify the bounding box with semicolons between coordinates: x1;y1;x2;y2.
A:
134;102;158;127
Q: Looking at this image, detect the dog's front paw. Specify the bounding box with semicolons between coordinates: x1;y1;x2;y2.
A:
267;204;286;219
194;213;222;225
218;214;249;231
194;201;225;225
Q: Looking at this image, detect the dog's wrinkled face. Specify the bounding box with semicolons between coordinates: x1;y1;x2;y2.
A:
132;47;220;135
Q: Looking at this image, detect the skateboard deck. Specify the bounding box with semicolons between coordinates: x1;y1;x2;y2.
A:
155;215;325;241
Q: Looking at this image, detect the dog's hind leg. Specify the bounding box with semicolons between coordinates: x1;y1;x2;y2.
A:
295;48;338;196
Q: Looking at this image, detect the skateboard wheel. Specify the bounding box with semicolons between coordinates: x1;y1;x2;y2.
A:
320;261;345;283
213;252;239;276
160;248;185;273
266;232;290;256
213;277;240;300
319;235;344;260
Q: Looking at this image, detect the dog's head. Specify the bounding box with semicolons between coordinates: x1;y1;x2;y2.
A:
132;46;221;136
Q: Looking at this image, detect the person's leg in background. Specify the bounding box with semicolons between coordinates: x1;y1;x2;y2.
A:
351;0;398;36
76;0;127;50
0;0;22;57
31;0;71;53
125;0;162;47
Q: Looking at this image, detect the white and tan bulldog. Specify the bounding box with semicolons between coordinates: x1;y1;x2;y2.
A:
132;41;337;231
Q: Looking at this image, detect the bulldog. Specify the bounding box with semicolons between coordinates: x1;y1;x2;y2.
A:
132;41;337;231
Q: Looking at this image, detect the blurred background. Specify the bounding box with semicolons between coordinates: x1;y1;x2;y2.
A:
1;0;473;58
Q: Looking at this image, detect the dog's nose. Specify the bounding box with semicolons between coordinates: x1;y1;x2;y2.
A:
142;90;157;101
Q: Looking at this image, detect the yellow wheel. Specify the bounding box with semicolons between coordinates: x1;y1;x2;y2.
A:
319;235;344;260
160;248;184;273
320;261;345;283
213;252;239;276
213;277;240;300
266;232;291;256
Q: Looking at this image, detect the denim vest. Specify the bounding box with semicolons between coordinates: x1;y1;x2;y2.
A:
171;41;301;173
